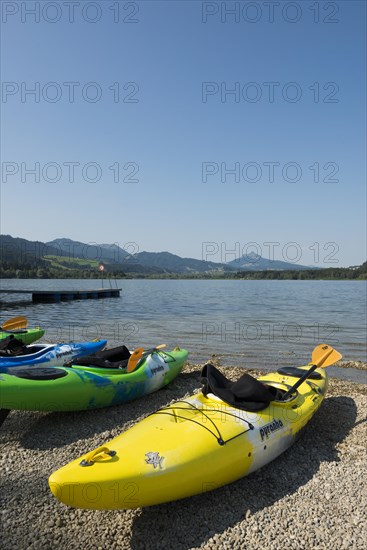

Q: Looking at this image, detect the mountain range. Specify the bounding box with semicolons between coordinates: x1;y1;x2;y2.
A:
1;235;314;275
227;252;312;271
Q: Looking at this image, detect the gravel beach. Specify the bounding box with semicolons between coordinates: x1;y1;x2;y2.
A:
1;361;366;550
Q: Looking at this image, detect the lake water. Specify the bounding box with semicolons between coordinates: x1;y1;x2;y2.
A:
0;279;366;381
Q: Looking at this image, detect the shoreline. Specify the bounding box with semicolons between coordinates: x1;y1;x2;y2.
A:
1;275;366;281
1;363;366;549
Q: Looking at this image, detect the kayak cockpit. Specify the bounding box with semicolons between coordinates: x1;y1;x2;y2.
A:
65;345;131;370
201;364;301;410
0;336;32;356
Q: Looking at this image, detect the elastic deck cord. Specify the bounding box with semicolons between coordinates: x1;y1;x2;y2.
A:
151;400;254;446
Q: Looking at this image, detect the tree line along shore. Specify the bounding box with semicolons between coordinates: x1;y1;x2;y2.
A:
1;262;366;280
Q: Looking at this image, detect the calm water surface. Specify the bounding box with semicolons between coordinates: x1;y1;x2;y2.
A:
1;279;366;380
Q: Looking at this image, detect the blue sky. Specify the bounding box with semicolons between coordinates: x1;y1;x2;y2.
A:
1;0;366;267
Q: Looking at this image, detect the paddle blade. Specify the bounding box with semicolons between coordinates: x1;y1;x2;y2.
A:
1;316;28;330
312;344;342;368
126;348;144;373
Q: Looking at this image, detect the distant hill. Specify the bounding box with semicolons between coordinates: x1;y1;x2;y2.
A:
0;235;60;266
45;239;231;274
1;235;365;279
227;251;312;271
133;251;233;274
0;235;163;277
45;240;232;273
46;238;129;263
1;235;231;276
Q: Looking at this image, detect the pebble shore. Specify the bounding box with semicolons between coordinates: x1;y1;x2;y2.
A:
1;361;366;550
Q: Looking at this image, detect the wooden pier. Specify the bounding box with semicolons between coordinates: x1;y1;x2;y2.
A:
0;288;121;303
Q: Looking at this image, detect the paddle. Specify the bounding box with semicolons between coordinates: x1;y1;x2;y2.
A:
281;344;342;401
127;344;167;373
1;316;28;331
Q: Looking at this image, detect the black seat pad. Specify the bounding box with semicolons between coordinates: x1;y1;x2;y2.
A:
11;367;68;380
277;366;322;380
65;345;131;369
201;364;281;412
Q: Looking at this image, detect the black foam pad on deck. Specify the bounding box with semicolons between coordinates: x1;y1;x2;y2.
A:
277;367;322;380
11;367;68;381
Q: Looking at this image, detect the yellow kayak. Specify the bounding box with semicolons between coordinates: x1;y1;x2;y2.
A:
49;345;337;510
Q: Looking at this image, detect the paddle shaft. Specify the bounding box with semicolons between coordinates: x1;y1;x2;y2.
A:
144;344;166;356
282;364;319;400
282;347;333;400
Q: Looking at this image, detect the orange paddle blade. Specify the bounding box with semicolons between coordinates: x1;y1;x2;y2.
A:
1;316;28;330
311;344;342;368
126;348;144;373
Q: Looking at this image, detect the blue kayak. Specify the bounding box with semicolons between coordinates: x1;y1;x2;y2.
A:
0;339;107;372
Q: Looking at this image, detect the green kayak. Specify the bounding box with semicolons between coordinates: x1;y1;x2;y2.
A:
0;327;45;344
0;346;188;413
